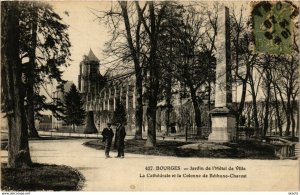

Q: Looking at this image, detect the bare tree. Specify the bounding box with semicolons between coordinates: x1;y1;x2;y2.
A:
272;55;299;137
230;5;258;134
168;3;217;136
136;1;167;147
96;2;148;139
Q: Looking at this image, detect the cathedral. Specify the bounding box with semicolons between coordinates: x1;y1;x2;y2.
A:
78;49;137;134
77;49;207;136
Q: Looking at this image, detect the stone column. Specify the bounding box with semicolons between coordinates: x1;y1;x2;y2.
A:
133;83;136;109
108;88;111;111
103;90;107;110
113;86;117;111
208;5;236;142
120;84;123;102
126;83;129;110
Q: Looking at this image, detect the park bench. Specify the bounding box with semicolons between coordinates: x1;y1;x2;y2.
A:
266;137;297;159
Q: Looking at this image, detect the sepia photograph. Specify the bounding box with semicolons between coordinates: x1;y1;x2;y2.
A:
0;0;299;192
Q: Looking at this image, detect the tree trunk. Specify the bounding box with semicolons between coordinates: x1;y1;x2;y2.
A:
236;77;248;140
237;80;247;123
145;105;157;147
297;101;299;138
165;99;171;135
165;76;172;135
249;77;260;137
190;87;202;136
285;113;291;136
291;108;295;138
27;5;39;138
263;80;271;138
2;2;32;168
27;85;39;138
285;97;291;136
134;75;143;139
273;85;283;136
119;2;143;140
145;2;159;147
291;97;297;138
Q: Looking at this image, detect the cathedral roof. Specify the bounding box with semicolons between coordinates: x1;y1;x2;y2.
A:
87;49;99;62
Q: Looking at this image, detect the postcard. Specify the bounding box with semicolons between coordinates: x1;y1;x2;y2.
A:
1;1;299;192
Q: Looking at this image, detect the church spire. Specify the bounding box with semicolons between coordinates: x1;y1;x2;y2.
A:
87;48;99;62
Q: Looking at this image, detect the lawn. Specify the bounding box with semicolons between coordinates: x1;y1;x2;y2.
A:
83;139;279;159
1;163;85;191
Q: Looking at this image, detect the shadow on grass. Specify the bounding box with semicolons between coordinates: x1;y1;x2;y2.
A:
1;163;85;191
83;139;279;159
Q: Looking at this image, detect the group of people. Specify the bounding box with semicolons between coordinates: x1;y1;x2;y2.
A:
101;122;126;159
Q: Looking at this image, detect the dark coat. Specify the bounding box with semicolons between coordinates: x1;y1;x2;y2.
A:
102;127;114;142
115;125;126;148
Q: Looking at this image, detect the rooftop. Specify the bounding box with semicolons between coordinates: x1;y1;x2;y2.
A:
87;49;100;62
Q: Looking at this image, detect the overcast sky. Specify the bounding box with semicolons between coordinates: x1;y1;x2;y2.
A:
51;1;113;86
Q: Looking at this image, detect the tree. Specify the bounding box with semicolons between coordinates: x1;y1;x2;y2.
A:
136;1;167;147
119;2;144;139
272;55;299;137
156;2;184;135
230;6;258;136
1;1;32;168
97;1;147;140
112;99;127;125
166;3;217;136
19;2;71;137
63;84;85;131
100;1;168;146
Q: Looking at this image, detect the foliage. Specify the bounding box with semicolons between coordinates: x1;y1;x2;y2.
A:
112;100;127;125
1;163;84;191
19;2;71;118
63;84;85;128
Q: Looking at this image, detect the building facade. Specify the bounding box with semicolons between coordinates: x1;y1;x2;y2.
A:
78;50;208;136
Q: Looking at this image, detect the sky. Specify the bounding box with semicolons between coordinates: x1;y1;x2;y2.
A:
50;1;113;86
49;1;253;102
47;1;286;103
50;1;251;87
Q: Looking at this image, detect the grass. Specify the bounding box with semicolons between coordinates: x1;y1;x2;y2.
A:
1;163;85;191
83;139;279;159
84;139;188;156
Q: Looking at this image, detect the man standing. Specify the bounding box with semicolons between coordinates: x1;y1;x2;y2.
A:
102;123;114;158
115;123;126;158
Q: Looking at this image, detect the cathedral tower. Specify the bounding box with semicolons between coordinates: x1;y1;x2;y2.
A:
78;49;101;95
78;49;102;134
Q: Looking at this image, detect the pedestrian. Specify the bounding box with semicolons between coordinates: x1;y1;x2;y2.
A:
102;123;114;159
115;122;126;158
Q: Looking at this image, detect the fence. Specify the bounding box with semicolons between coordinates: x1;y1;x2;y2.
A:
38;130;101;138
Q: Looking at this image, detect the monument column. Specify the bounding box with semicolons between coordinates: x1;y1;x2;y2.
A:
208;5;236;142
